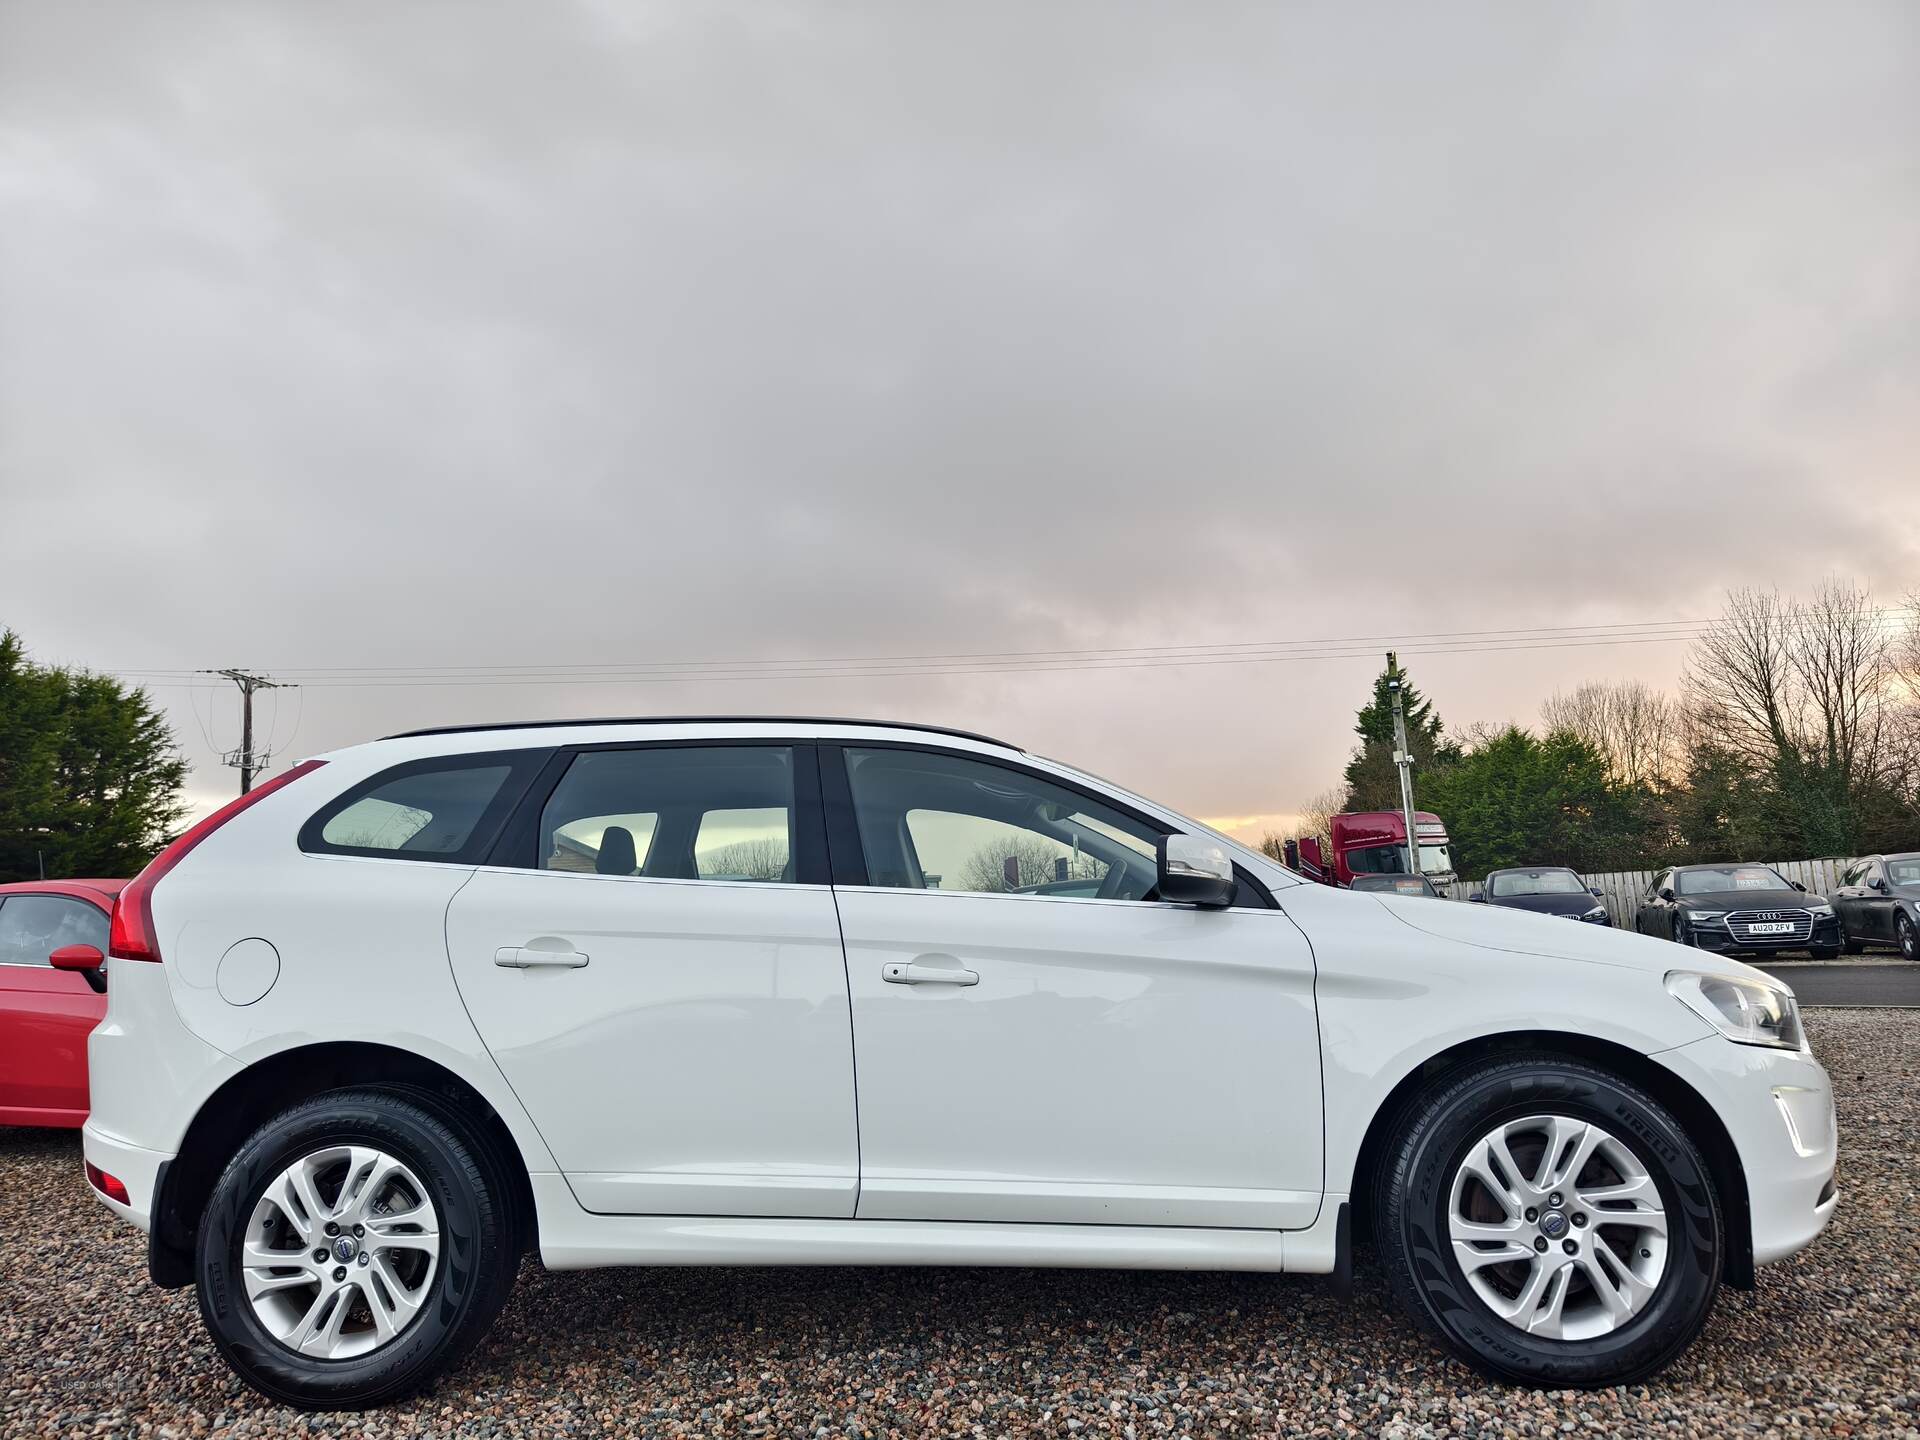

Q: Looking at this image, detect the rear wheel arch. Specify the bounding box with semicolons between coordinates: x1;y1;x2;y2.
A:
1346;1030;1754;1289
151;1042;536;1288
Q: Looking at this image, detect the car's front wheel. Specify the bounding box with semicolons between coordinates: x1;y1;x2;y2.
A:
196;1090;518;1409
1374;1056;1722;1386
1899;913;1917;963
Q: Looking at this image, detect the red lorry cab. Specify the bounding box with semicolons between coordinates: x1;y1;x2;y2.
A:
1288;811;1456;891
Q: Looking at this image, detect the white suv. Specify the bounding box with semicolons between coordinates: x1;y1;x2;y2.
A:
82;717;1837;1407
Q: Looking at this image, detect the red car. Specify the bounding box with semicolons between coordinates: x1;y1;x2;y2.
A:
0;878;122;1128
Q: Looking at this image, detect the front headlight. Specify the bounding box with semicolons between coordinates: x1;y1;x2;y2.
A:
1583;904;1608;920
1667;970;1807;1051
1682;909;1726;925
1805;902;1833;916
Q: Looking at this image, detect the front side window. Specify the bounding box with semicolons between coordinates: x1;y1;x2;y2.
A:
538;746;797;882
0;895;108;967
842;748;1161;901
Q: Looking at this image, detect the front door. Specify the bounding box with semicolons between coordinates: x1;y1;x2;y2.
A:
0;893;110;1125
447;743;859;1218
826;744;1323;1230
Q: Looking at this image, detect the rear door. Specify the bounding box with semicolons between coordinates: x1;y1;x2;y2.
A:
446;742;859;1218
0;893;110;1124
826;744;1322;1230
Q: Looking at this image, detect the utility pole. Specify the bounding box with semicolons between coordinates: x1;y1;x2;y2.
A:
1386;650;1421;878
202;669;293;794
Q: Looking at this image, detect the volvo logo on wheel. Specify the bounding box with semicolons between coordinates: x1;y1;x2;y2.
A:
1539;1210;1569;1239
333;1236;357;1264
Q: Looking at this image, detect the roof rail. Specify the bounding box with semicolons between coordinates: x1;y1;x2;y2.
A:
382;715;1023;750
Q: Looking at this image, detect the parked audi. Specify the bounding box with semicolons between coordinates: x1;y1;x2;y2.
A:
81;718;1836;1406
1468;867;1610;923
0;878;122;1128
1634;863;1841;959
1830;853;1920;960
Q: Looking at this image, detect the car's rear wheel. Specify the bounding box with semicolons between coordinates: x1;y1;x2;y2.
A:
196;1090;517;1409
1899;913;1917;962
1374;1056;1722;1386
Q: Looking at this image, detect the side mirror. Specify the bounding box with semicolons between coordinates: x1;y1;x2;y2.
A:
1659;887;1675;901
1590;887;1604;898
1467;891;1486;903
1158;834;1235;908
1871;876;1890;893
1791;880;1807;892
50;943;106;995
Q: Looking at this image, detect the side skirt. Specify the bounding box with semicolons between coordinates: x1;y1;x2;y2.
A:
532;1175;1349;1275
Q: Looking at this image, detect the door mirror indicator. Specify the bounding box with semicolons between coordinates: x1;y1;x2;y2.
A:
1157;834;1235;908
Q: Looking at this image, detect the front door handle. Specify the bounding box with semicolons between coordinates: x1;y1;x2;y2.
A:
495;945;590;970
881;959;979;987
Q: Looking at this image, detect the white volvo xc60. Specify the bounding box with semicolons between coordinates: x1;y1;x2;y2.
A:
79;718;1837;1408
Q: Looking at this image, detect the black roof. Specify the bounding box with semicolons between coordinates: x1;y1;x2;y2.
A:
383;715;1022;749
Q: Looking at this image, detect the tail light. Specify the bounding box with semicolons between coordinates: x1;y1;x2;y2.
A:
108;759;328;963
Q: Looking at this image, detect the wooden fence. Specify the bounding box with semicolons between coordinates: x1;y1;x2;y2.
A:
1446;857;1855;927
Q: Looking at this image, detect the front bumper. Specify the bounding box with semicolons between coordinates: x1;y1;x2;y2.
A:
1655;1033;1838;1268
1688;914;1840;954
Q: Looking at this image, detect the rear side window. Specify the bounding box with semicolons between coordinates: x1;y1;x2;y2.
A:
301;751;544;862
535;745;800;883
0;895;109;967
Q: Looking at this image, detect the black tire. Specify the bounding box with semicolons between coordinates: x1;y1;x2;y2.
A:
1374;1055;1723;1387
1843;935;1865;955
1899;913;1917;963
1808;945;1841;961
196;1089;517;1409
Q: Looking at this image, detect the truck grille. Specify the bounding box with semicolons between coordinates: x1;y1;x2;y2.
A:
1726;908;1814;945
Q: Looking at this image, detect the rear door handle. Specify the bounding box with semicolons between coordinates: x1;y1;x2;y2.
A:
494;946;590;970
881;960;978;987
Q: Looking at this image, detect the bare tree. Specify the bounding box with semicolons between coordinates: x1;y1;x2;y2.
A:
957;833;1101;893
1683;581;1900;830
698;836;789;881
1259;786;1343;861
1541;680;1676;788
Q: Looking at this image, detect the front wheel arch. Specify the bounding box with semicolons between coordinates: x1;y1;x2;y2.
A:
1346;1030;1754;1289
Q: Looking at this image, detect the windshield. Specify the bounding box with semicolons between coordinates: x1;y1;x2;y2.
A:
1348;842;1453;876
1678;866;1788;896
1352;875;1437;896
1887;858;1920;887
1490;869;1584;897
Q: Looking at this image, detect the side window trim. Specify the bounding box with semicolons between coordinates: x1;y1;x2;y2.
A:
299;749;554;865
816;742;1274;910
484;739;832;887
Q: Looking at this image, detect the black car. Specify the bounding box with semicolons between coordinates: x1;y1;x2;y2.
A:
1348;873;1444;898
1635;863;1841;959
1468;866;1610;923
1829;852;1920;961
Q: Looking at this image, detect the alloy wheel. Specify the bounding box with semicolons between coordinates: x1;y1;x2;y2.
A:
241;1145;441;1359
1448;1115;1669;1341
1901;914;1916;962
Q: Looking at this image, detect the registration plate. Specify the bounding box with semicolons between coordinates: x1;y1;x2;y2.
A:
1746;921;1795;935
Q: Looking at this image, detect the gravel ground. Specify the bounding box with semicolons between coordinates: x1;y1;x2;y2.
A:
4;1010;1915;1439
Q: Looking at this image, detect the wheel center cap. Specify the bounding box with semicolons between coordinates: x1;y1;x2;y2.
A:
333;1236;357;1263
1539;1209;1569;1240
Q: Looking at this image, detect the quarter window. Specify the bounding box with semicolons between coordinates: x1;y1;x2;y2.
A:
842;748;1161;901
538;747;797;883
306;760;520;859
0;895;108;967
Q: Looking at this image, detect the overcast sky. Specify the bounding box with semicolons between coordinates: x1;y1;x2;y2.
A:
2;2;1916;838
